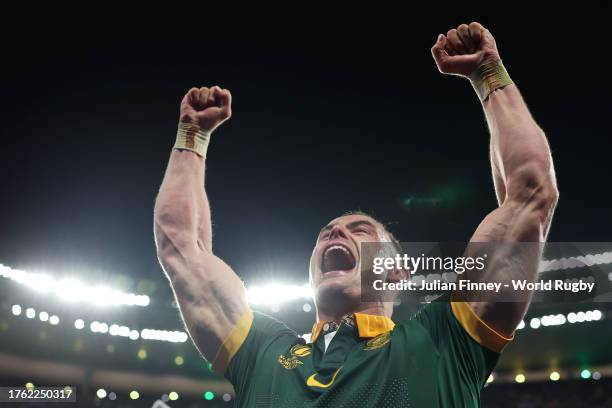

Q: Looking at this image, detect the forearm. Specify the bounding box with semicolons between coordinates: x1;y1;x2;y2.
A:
483;83;557;208
154;149;211;264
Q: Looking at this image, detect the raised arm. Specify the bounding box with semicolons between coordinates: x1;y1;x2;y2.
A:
154;86;250;366
432;23;559;336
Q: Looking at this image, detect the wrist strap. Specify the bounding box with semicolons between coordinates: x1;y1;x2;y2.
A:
174;122;211;158
469;59;513;102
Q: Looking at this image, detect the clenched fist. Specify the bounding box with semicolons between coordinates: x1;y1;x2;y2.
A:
179;86;232;133
431;22;500;77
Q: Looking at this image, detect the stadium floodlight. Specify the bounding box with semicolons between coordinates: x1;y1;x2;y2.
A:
168;392;179;401
11;305;22;316
539;250;612;272
0;263;150;307
96;389;107;399
541;314;566;327
521;310;604;330
140;328;188;343
39;311;49;322
75;317;188;343
550;372;560;381
246;283;313;305
515;374;526;383
130;391;140;400
25;308;36;319
586;310;602;321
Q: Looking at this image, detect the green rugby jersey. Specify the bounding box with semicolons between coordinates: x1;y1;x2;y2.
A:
212;295;512;407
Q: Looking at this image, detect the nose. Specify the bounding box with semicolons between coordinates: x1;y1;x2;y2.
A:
329;225;348;240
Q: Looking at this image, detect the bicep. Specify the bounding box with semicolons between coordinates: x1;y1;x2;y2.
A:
161;247;250;363
465;199;545;336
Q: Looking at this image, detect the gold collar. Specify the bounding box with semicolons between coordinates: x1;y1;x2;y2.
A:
310;313;395;343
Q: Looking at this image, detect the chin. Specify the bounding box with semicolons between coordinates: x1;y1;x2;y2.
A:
315;271;360;305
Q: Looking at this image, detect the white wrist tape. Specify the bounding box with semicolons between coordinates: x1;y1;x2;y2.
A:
174;122;211;158
469;58;513;102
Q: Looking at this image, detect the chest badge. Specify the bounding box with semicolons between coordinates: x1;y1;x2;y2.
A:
278;344;312;370
363;332;391;351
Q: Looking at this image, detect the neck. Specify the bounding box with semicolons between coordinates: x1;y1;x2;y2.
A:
316;302;392;323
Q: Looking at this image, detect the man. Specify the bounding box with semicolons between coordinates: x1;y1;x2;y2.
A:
154;22;558;407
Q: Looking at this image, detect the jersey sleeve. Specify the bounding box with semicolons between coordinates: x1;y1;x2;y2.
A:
213;309;298;393
411;293;513;389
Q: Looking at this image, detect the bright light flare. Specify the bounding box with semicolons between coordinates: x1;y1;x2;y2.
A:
246;283;313;305
0;264;149;307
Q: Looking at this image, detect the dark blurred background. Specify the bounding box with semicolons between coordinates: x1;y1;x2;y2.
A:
1;3;611;407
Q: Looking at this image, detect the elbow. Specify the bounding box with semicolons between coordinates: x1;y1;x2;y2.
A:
155;227;196;262
155;232;201;287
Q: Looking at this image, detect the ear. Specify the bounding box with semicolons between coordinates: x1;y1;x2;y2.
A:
385;267;409;284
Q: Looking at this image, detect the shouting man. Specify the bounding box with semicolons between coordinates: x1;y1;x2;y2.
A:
154;22;558;407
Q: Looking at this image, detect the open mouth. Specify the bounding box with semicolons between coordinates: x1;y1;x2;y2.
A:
321;244;357;273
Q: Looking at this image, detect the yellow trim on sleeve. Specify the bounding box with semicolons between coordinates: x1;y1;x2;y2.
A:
211;308;254;374
450;295;514;353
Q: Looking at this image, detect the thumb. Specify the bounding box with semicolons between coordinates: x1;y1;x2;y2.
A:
439;53;481;73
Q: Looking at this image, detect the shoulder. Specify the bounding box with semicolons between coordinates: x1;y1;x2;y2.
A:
398;293;512;353
214;309;298;374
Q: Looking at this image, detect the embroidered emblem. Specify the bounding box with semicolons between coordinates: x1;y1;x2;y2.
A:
278;344;312;369
290;344;312;357
278;354;302;369
363;332;391;351
306;368;342;388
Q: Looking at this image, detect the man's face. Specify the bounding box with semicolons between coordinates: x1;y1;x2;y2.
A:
309;214;387;304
